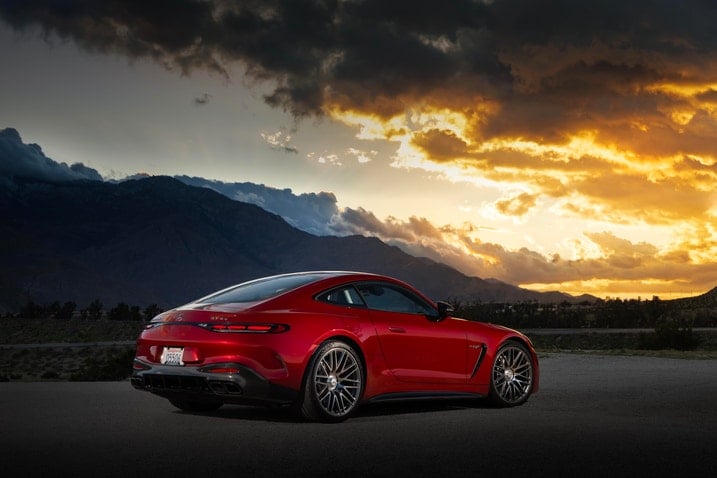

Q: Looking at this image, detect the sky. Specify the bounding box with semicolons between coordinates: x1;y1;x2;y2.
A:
1;0;716;300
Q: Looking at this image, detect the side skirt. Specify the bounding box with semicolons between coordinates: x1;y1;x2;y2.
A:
366;391;483;404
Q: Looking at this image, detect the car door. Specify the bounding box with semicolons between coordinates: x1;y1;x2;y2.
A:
357;282;468;384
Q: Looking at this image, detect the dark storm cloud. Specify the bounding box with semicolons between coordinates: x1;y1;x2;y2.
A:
5;0;714;122
0;0;226;74
0;127;102;182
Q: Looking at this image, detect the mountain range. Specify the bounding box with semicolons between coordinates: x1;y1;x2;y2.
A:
0;173;595;312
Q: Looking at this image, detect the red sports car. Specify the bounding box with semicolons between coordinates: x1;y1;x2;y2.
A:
131;271;539;421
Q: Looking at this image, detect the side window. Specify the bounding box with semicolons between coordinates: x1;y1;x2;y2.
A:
317;286;365;307
356;283;435;315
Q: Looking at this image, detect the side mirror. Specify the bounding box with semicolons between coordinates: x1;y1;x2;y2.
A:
436;301;454;320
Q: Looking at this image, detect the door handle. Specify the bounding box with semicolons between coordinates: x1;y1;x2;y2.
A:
388;326;406;333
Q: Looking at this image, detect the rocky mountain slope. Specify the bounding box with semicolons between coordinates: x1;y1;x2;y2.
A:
0;175;585;311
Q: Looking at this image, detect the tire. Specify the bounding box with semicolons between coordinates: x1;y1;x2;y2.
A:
169;399;223;413
488;341;534;407
298;341;364;422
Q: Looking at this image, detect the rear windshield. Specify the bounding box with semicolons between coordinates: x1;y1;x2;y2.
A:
196;274;324;304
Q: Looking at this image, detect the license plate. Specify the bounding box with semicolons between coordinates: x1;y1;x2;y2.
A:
161;347;184;366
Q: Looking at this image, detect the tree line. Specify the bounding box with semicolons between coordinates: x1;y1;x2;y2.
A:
10;300;163;322
6;296;717;329
453;296;716;329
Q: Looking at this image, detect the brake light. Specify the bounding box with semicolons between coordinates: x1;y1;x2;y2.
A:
198;323;289;333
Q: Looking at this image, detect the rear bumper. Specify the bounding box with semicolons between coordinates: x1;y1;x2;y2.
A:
131;359;298;405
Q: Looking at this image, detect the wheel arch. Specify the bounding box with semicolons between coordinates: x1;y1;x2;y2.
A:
322;334;367;378
296;334;368;421
299;334;368;397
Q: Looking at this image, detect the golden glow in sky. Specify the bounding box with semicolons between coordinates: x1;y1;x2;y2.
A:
325;77;717;299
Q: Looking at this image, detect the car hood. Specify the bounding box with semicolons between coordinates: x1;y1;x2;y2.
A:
466;319;529;337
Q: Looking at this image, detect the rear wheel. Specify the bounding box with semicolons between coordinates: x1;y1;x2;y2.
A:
489;341;534;407
298;341;364;422
169;399;223;413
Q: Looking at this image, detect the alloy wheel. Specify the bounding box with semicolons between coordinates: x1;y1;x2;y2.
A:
312;343;363;418
491;343;533;406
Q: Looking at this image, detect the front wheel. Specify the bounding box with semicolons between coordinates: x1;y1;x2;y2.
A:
298;341;364;422
488;341;534;407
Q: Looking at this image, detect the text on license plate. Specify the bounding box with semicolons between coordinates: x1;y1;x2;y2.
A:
161;347;184;366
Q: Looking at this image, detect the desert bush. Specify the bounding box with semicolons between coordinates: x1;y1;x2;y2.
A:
639;315;699;350
69;346;135;381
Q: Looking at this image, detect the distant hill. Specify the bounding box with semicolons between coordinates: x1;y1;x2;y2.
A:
670;286;717;308
0;175;589;312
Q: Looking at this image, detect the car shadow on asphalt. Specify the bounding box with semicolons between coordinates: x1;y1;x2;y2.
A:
178;398;493;423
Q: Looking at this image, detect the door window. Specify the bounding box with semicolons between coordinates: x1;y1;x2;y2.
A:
356;283;434;315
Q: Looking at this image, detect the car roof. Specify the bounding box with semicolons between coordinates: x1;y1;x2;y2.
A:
189;271;385;304
263;270;379;279
240;270;390;286
181;270;438;311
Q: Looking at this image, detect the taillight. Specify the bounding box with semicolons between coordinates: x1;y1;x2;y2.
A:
198;323;290;333
133;359;151;370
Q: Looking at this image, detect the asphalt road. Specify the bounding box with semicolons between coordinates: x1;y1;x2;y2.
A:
1;353;715;477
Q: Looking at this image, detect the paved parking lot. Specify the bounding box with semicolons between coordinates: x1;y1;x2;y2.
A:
1;353;715;477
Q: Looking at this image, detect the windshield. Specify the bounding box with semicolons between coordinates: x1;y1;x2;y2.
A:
196;274;326;304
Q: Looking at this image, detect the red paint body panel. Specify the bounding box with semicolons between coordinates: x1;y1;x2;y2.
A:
371;310;468;384
132;271;539;410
